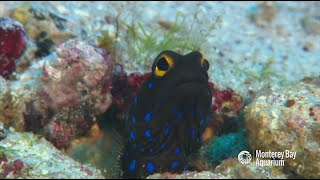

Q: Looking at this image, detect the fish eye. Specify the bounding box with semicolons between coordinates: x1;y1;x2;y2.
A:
155;54;173;77
202;59;210;71
157;57;169;71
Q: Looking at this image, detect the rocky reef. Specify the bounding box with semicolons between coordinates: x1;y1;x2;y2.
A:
0;125;104;178
1;1;320;179
147;158;287;179
0;39;113;149
245;77;320;178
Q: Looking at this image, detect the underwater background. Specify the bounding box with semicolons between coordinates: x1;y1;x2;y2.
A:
0;1;319;179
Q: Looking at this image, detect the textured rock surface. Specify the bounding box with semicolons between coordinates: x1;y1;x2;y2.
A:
244;77;320;178
147;158;287;179
0;131;105;178
147;171;228;179
214;158;287;179
0;39;113;149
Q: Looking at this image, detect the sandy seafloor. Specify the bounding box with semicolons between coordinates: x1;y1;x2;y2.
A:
1;1;319;95
0;1;320;179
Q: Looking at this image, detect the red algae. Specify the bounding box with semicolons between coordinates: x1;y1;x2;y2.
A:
0;17;27;79
13;159;24;171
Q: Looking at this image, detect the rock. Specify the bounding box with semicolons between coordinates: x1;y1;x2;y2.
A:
248;2;277;28
301;15;320;35
0;131;105;178
9;4;75;74
147;158;287;179
10;5;75;58
244;77;320;178
147;171;228;179
214;158;287;179
0;39;113;149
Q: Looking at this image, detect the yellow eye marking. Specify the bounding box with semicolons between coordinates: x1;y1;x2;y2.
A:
201;57;204;65
154;54;174;77
155;66;166;77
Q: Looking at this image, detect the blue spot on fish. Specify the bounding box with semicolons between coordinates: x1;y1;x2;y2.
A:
160;142;167;150
147;162;155;173
145;112;152;123
150;148;154;153
140;148;144;152
124;151;129;158
130;131;136;140
132;115;136;125
183;165;188;171
148;82;153;89
192;111;195;120
171;160;179;169
177;112;183;119
171;107;177;114
174;147;181;156
189;128;196;137
200;118;205;126
125;115;129;123
129;160;136;171
145;129;152;138
163;128;170;136
134;96;138;105
151;138;156;143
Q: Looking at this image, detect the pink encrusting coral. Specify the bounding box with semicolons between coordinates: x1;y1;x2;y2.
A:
22;39;113;149
0;17;27;79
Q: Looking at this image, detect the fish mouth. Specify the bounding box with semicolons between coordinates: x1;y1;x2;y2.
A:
174;78;208;88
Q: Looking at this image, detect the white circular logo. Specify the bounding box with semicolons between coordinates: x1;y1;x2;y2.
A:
238;151;252;164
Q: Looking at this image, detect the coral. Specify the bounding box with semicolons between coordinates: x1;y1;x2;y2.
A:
1;39;113;149
199;131;251;167
28;39;113;148
244;77;320;178
211;85;243;114
0;17;27;79
0;131;105;178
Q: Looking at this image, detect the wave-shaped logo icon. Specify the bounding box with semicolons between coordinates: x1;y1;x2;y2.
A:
238;151;252;164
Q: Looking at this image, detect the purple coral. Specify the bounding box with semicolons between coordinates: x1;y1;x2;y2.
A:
0;17;27;79
23;39;113;148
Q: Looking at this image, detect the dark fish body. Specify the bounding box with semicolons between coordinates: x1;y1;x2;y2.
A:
121;50;212;178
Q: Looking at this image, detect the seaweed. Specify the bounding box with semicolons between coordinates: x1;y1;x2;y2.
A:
98;7;220;69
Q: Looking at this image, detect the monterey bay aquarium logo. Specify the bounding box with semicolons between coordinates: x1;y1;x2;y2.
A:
238;150;296;167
